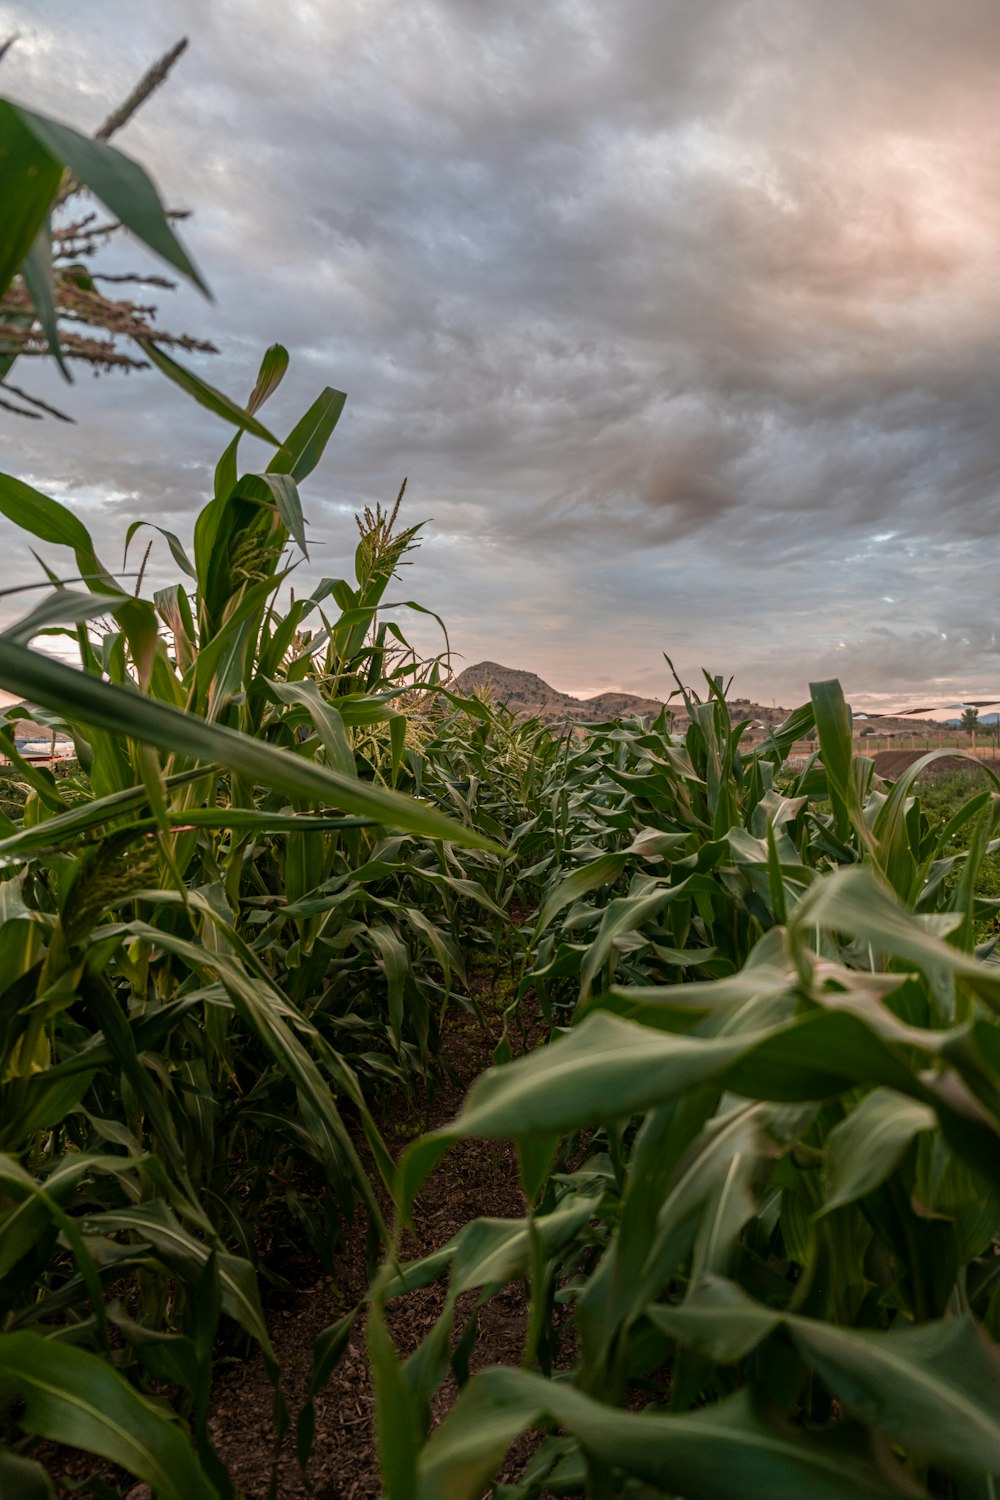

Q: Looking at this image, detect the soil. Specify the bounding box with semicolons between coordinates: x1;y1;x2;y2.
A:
208;1001;544;1500
873;749;1000;780
47;981;549;1500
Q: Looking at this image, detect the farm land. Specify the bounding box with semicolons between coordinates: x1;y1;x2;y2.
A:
5;44;1000;1500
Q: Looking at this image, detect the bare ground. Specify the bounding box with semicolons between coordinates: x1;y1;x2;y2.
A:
208;1004;543;1500
873;749;1000;780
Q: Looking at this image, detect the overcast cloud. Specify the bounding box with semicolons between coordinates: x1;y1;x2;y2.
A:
3;0;1000;708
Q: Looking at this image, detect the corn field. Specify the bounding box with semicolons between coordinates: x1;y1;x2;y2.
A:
5;63;1000;1500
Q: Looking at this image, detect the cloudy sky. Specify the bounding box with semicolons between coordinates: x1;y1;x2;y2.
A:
3;0;1000;710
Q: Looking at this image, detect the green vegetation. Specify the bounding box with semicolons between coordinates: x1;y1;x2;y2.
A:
372;681;1000;1500
5;49;1000;1500
920;769;1000;943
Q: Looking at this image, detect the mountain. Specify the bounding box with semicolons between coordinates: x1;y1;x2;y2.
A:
451;661;700;729
449;662;949;742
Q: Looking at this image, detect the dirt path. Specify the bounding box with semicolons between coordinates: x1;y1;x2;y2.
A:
209;1005;538;1500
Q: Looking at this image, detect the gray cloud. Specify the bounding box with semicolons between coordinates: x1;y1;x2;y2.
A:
2;0;1000;706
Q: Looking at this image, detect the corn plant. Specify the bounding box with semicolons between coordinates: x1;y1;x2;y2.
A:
0;69;526;1493
501;672;998;1013
374;680;1000;1500
0;333;516;1493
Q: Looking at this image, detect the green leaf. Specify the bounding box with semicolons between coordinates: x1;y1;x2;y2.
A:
535;853;630;930
758;699;815;762
0;101;63;297
257;471;308;556
397;1008;927;1216
6;586;124;643
793;866;1000;1008
0;1449;56;1500
0;472;93;551
0;1331;218;1500
0;1153;126;1281
460;1011;920;1139
80;1202;274;1361
579;884;679;996
268;387;346;483
368;1303;421;1500
125;520;197;580
381;1196;602;1301
605;934;798;1024
648;1275;782;1365
821;1089;938;1213
0;637;503;851
136;342;279;441
269;677;356;772
119;918;392;1238
0;807;368;861
16;1070;96;1140
810;679;859;842
247;343;289;414
415;1369;918;1500
795;1314;1000;1474
9;101;209;294
0;766;202;858
369;922;410;1049
297;1308;358;1466
21;223;69;378
654;1278;1000;1476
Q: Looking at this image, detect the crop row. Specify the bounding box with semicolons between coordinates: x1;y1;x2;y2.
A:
5;78;1000;1500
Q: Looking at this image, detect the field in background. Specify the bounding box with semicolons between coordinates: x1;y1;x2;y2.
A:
7;71;1000;1500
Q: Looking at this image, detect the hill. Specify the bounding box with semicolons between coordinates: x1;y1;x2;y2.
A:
451;661;669;728
450;662;948;741
449;661;792;732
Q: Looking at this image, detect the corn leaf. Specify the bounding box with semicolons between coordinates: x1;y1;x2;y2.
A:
0;1331;218;1500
